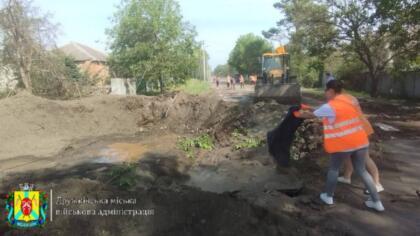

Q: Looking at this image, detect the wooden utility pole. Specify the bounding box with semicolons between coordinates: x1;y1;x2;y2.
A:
202;44;206;81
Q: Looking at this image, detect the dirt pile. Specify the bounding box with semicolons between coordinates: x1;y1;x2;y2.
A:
118;91;226;133
210;100;289;144
155;92;226;133
290;120;323;160
0;91;225;159
208;99;324;163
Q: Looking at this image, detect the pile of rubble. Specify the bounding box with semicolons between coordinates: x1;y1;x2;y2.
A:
290;120;323;160
210;100;288;145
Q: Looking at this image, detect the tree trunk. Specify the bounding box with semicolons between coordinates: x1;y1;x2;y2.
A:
318;68;324;88
19;66;32;93
369;74;380;98
159;74;164;93
315;60;325;88
17;45;33;93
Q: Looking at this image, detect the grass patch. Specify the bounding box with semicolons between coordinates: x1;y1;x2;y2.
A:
303;87;371;100
0;90;16;100
108;163;138;190
301;86;413;102
301;88;324;100
302;87;323;94
176;79;211;95
345;90;371;99
234;137;264;150
177;134;214;158
231;129;264;150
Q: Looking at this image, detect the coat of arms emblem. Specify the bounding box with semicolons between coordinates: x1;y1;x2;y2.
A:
4;183;48;228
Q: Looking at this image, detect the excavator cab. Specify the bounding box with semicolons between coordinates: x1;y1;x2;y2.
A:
261;52;290;83
255;46;301;104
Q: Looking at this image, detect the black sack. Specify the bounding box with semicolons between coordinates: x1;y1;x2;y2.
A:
267;105;304;167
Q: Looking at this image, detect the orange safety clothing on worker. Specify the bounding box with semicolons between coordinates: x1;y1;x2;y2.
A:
323;94;369;153
338;93;374;136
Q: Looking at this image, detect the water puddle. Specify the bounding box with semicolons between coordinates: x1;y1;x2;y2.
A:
93;142;150;164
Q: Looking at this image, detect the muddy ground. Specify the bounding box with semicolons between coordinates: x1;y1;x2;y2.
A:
0;86;419;235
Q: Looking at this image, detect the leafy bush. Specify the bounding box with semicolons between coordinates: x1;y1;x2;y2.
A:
334;58;367;91
177;134;214;158
291;56;320;88
300;68;319;88
178;137;196;158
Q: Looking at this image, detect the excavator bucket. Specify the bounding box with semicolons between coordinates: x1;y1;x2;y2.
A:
254;80;301;104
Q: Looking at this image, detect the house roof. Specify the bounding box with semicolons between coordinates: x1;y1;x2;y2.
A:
58;42;107;62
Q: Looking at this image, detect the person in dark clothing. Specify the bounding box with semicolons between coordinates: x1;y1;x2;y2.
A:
267;105;304;167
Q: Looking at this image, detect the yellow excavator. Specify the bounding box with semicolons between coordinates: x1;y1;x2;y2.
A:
254;46;301;103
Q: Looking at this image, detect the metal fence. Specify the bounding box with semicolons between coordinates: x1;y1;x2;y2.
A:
365;71;420;98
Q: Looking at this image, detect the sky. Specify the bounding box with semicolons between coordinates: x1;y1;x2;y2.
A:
36;0;281;68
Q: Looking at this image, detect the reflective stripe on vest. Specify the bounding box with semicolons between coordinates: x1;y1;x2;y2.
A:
324;125;364;139
336;93;374;136
323;117;361;131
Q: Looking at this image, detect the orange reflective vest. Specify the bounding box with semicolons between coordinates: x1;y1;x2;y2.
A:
323;94;369;153
339;93;374;136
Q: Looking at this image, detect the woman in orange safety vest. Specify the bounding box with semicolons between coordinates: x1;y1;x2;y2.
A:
299;80;384;212
336;94;384;194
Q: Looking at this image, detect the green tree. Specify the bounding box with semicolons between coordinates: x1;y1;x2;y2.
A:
265;0;336;87
267;0;419;95
326;0;420;97
228;33;272;76
0;0;58;93
213;64;230;77
107;0;200;93
63;56;82;81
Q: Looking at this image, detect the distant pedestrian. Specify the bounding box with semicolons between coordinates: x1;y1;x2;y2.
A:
216;77;220;87
226;75;231;88
239;74;245;88
250;75;257;86
231;76;236;90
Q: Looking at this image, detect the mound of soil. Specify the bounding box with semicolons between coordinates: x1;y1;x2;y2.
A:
0;91;224;159
209;100;290;145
